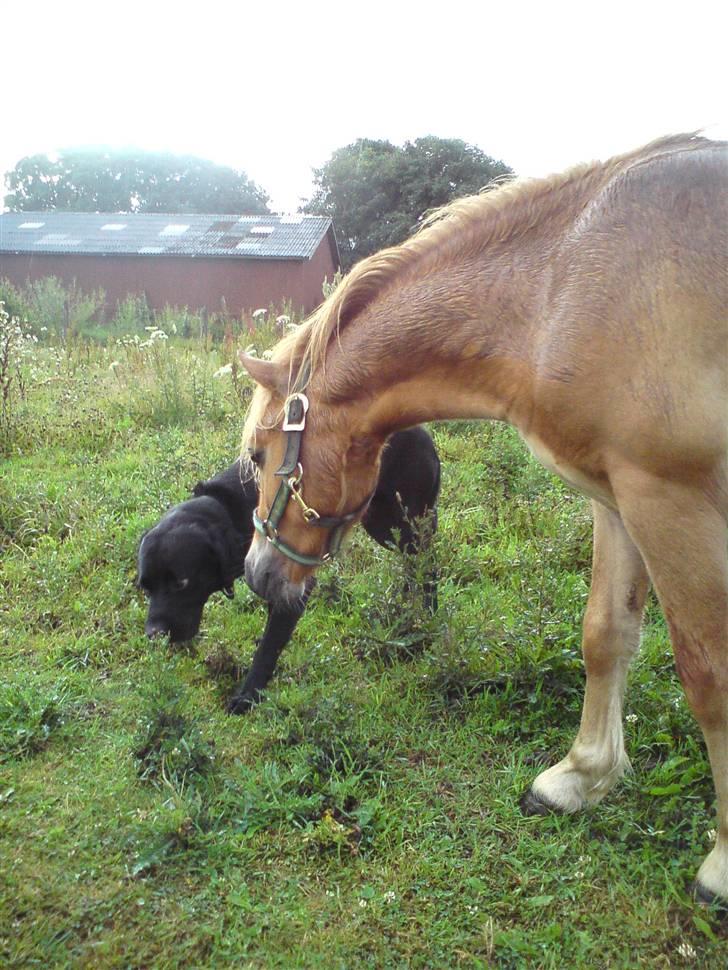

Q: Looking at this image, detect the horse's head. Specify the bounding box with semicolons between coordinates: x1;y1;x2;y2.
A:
240;353;384;606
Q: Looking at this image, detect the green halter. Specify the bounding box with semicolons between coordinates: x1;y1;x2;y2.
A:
253;391;373;567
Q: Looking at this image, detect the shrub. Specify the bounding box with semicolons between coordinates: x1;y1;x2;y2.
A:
24;276;105;341
0;279;30;323
111;294;153;337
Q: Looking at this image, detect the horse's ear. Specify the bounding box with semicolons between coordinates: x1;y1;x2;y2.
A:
239;353;287;394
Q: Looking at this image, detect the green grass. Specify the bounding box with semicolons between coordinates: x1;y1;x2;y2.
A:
1;329;725;968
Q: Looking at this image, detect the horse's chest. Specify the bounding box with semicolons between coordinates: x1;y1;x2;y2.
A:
522;432;614;506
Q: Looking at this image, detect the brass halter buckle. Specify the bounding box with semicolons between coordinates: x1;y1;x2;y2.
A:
287;463;321;523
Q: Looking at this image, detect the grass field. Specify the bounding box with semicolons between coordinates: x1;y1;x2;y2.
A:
1;308;726;968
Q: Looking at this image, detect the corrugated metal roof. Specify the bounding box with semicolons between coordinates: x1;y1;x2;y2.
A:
0;212;333;260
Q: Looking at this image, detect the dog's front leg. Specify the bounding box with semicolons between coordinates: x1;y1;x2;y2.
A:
227;583;314;714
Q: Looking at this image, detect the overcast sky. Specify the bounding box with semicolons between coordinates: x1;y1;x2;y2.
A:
2;0;725;212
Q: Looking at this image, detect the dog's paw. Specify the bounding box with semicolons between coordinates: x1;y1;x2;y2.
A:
227;690;261;715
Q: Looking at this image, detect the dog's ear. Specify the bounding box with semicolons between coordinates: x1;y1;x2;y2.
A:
204;525;242;592
135;529;152;589
136;529;149;571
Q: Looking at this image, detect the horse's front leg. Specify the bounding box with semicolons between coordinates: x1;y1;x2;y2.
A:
523;502;649;812
614;476;728;905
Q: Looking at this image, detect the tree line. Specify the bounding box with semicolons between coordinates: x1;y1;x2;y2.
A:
4;139;512;270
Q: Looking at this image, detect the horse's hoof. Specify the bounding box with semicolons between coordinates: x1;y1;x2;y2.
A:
693;881;728;915
520;787;559;816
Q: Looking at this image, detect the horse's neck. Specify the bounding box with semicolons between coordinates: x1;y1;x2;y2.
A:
321;247;546;434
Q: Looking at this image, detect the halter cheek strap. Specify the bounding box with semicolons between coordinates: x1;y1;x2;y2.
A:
253;392;373;568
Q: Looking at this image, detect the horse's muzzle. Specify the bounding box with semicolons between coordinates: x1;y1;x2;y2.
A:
244;539;306;606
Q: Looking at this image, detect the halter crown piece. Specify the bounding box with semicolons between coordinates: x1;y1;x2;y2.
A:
252;390;372;567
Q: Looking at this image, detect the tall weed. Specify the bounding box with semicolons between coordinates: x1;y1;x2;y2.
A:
133;673;215;791
111;327;227;428
0;301;38;454
0;682;68;762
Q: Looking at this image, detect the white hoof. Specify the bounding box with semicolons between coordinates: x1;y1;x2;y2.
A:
695;845;728;909
530;752;630;812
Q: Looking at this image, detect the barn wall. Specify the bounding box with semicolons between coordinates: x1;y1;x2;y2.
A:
0;244;337;317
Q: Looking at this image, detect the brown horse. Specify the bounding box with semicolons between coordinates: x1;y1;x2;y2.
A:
240;134;728;905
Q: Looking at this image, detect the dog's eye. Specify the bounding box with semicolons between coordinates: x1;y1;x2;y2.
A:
173;578;189;592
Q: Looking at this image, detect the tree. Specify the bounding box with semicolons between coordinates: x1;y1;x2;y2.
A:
4;150;270;214
303;136;512;269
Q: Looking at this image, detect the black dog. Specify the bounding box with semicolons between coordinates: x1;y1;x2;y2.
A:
137;426;440;712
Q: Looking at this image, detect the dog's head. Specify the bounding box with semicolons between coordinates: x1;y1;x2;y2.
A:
137;499;244;643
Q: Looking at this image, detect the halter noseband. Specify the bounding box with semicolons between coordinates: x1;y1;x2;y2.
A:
252;391;372;567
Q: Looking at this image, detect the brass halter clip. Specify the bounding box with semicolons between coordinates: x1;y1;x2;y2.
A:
287;463;321;522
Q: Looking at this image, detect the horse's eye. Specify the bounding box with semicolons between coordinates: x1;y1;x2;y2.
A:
248;449;262;467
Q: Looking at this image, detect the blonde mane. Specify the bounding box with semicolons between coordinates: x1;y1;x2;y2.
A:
243;132;710;450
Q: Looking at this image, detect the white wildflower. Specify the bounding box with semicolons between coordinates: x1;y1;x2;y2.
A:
677;941;696;960
252;308;267;319
109;361;120;371
625;713;638;723
213;364;233;379
276;314;291;326
358;898;367;909
383;891;396;904
706;828;717;842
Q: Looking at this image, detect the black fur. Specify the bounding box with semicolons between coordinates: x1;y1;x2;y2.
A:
137;426;441;713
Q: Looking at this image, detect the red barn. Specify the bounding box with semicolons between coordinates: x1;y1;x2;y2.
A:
0;211;340;317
